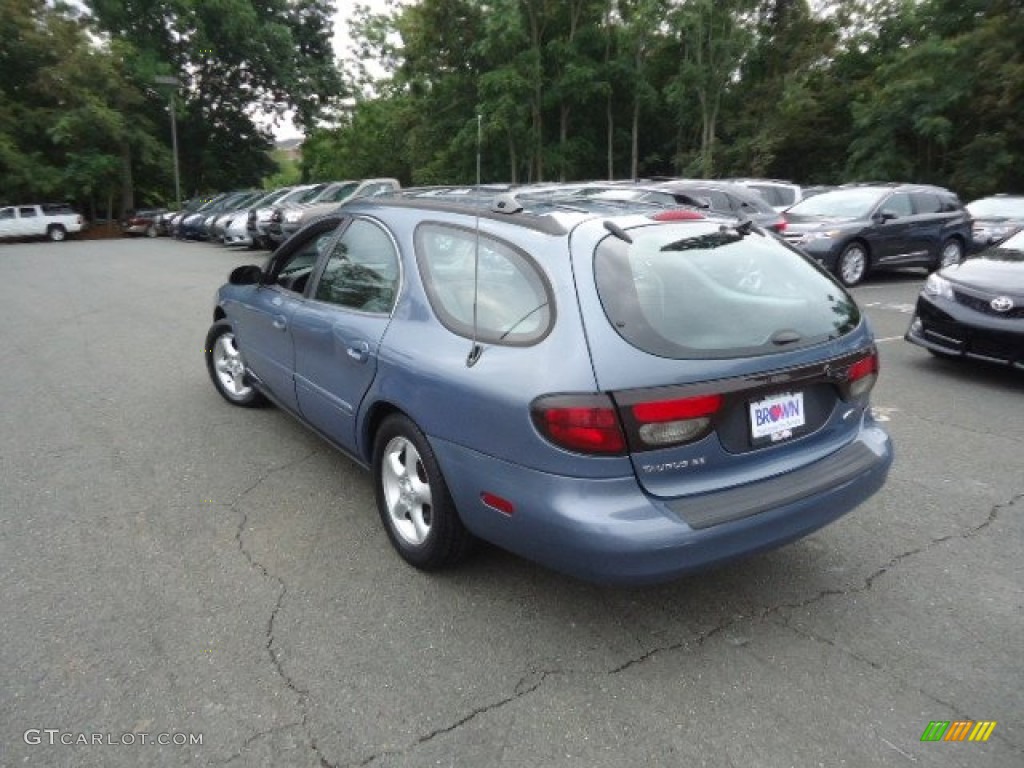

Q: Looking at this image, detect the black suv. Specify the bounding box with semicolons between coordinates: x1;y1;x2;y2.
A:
783;184;972;286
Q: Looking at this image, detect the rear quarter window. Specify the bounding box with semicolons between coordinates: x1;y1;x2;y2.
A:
415;223;554;346
594;223;860;359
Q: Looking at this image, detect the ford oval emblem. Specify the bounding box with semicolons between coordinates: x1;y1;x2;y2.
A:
990;296;1014;313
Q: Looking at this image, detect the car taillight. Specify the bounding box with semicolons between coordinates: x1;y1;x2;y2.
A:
845;350;878;400
628;393;722;447
772;219;787;232
651;209;704;222
531;394;626;455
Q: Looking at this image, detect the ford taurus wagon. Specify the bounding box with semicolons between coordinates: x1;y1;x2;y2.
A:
205;196;893;584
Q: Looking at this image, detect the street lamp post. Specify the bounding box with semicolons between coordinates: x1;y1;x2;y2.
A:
153;76;182;210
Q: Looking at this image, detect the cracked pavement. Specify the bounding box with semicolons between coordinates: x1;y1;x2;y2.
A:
0;244;1020;767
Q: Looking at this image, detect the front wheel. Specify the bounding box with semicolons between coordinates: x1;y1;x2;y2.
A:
47;224;67;242
836;242;869;287
937;238;963;270
205;321;266;407
373;414;474;570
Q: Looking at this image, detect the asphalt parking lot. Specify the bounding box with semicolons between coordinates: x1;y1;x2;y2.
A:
0;237;1020;768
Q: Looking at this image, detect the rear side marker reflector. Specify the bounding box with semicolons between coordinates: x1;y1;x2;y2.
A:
481;492;515;516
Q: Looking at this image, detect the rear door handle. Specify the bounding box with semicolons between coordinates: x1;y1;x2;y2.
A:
347;341;370;362
272;314;288;331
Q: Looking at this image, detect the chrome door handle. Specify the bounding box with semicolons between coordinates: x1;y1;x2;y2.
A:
347;341;370;362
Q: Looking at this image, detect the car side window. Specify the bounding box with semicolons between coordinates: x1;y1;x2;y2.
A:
326;183;358;202
314;218;400;313
19;207;37;218
272;226;338;294
0;208;13;220
879;193;913;218
415;222;554;346
911;193;942;214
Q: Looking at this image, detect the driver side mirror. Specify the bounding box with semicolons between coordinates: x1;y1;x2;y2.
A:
878;210;898;222
228;264;264;285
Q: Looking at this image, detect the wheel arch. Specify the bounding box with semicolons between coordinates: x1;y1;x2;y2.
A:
360;400;409;464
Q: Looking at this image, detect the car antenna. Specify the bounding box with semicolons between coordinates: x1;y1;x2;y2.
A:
467;112;484;368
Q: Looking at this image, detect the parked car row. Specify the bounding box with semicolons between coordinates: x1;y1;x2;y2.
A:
149;179;401;250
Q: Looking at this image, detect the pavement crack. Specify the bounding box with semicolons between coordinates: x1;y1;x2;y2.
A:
350;670;560;766
231;448;336;767
607;490;1020;675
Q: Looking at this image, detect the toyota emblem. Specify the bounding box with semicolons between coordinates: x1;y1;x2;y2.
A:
990;296;1014;313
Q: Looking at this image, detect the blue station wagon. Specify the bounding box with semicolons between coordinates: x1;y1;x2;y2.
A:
205;196;893;584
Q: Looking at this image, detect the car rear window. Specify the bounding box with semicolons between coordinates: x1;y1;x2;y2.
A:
594;222;860;359
748;185;795;207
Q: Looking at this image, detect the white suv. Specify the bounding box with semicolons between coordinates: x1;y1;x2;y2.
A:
728;179;804;211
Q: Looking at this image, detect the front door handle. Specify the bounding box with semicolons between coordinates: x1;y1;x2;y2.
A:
272;315;287;331
347;341;370;362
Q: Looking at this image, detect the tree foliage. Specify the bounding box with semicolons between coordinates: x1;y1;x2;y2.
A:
2;0;1021;214
0;0;342;215
304;0;1023;197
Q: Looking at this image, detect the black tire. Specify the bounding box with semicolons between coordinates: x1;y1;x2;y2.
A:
204;321;267;407
47;224;67;242
835;242;869;287
936;237;963;270
372;413;475;570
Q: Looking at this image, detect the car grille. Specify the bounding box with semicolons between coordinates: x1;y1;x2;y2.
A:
953;289;1024;319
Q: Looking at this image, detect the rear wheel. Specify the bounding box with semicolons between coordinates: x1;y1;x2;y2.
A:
836;242;869;287
373;414;474;570
47;224;67;242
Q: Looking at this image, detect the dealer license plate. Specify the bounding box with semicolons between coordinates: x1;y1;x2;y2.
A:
749;391;805;442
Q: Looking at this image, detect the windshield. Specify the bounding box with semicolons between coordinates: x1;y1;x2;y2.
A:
594;222;860;358
787;188;883;218
968;198;1024;218
993;230;1024;256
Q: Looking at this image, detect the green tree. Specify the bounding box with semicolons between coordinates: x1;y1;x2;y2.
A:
85;0;343;195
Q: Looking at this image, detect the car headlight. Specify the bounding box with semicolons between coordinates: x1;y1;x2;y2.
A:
804;230;842;241
923;273;953;299
284;210;303;223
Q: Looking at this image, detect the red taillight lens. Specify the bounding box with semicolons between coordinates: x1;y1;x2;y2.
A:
651;209;705;222
848;354;878;381
844;350;879;400
531;395;626;455
632;394;722;422
773;219;787;232
629;393;723;447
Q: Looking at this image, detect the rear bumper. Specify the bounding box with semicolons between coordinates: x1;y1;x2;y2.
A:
432;420;893;585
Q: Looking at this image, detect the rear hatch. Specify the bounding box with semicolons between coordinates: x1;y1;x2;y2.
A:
568;217;878;506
